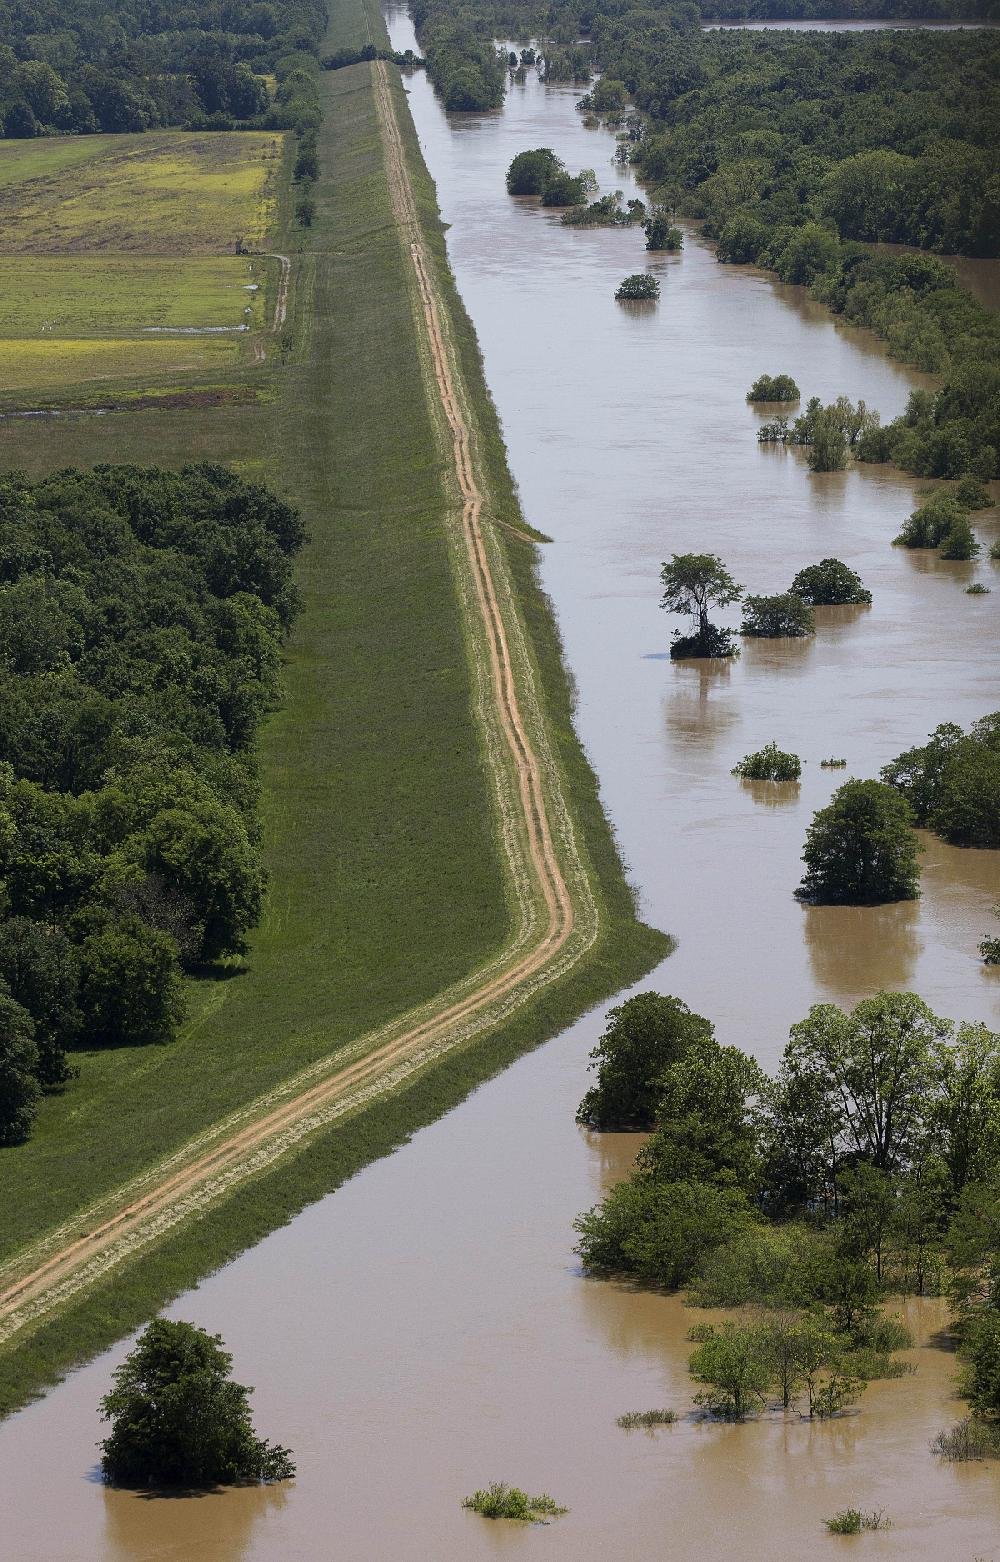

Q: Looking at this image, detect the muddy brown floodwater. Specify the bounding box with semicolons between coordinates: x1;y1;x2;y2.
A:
2;18;999;1561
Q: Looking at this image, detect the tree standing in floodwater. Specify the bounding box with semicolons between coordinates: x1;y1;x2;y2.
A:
660;553;742;659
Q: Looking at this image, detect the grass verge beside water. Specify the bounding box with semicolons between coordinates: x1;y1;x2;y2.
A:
0;0;667;1417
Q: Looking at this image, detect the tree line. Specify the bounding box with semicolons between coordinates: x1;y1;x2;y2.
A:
0;464;305;1147
0;0;326;137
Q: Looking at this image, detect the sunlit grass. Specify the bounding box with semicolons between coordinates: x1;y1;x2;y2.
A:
0;257;266;336
0;335;245;395
0;131;283;254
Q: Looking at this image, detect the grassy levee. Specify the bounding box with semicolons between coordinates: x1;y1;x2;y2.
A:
0;0;668;1416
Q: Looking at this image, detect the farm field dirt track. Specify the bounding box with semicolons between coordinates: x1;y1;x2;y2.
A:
0;59;610;1359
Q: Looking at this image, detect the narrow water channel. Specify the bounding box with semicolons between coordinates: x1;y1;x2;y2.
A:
1;22;998;1560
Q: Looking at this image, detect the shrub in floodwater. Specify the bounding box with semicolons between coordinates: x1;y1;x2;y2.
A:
954;473;995;510
462;1483;567;1521
932;1417;1000;1461
789;558;871;606
615;273;659;301
741;592;815;638
616;1408;677;1429
644;212;683;251
732;743;801;782
894;493;963;548
966;582;991;594
825;1509;890;1534
821;757;847;768
991;540;1000;560
747;373;800;402
981;910;1000;965
798;780;921;905
940;515;980;560
670;624;739;660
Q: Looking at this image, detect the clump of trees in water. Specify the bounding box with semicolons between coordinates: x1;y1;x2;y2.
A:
758;395;878;474
881;713;1000;849
748;374;799;404
562;190;644;228
660;553;741;659
789;559;871;607
0;465;304;1147
798;780;921;904
643;212;682;251
505;147;592;206
574;988;1000;1435
894;490;981;560
100;1319;294;1488
616;273;659;301
463;1483;567;1521
732;743;801;782
741;593;815;639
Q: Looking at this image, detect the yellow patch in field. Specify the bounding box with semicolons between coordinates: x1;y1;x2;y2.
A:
0;131;284;255
0;335;245;395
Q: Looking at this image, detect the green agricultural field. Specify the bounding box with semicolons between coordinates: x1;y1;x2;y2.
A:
0;335;247;398
0;257;266;336
0;131;284;254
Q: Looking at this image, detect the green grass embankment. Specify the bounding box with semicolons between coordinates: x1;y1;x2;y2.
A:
0;0;668;1417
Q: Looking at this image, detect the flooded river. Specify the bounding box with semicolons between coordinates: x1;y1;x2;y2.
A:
1;17;999;1560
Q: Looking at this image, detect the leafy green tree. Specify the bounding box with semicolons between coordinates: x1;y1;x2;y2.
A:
747;374;799;403
789;558;871;606
808;410;849;472
638;1036;765;1192
0;916;80;1087
614;272;659;300
732;743;800;782
940;515;980;560
841;1164;897;1283
541;170;587;207
741;592;815;638
100;1319;295;1488
688;1322;774;1420
931;1023;1000;1200
882;715;1000;848
0;984;40;1145
505;147;561;195
798;779;921;904
961;1314;1000;1424
77;913;184;1048
574;1179;752;1288
660;553;742;660
643;211;682;251
576;992;712;1130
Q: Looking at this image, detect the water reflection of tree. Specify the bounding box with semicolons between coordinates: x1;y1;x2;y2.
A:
739;635;814;679
803;900;920;1001
739;778;800;810
663;661;736;750
102;1482;287;1562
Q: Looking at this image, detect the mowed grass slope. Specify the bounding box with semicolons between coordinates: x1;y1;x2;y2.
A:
0;132;283;254
0;63;512;1260
0;257;265;335
0;335;247;394
0;0;666;1412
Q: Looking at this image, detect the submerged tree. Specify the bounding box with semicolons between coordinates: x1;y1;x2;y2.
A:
660;553;742;659
505;147;562;195
741;592;815;638
100;1319;295;1489
615;272;659;300
577;992;712;1129
789;558;871;606
643;211;682;251
798;780;921;904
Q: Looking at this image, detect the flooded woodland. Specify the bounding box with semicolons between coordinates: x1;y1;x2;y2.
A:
1;13;999;1559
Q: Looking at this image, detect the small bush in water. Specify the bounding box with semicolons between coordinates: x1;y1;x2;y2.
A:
616;1408;677;1429
825;1509;890;1534
747;373;800;402
615;273;659;301
932;1417;1000;1461
732;742;801;781
821;757;847;768
462;1483;567;1521
966;582;990;594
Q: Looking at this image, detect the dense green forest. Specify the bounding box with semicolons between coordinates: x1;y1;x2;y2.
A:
0;0;326;134
0;465;304;1146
